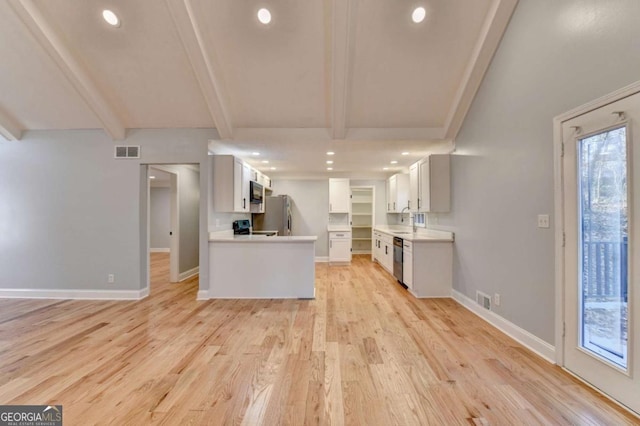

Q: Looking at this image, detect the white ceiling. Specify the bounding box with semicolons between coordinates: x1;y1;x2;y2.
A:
0;0;518;177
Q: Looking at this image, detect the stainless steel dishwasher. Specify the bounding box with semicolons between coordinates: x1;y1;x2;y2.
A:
393;237;404;286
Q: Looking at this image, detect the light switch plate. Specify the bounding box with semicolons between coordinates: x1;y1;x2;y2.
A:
537;214;550;228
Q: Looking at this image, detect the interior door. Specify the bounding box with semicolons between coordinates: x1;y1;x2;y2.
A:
563;91;640;414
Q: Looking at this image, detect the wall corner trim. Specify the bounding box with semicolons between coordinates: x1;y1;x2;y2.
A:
315;256;329;263
451;289;556;363
196;290;209;300
150;248;171;253
0;287;149;300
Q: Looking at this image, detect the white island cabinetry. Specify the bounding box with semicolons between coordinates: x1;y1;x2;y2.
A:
208;233;317;299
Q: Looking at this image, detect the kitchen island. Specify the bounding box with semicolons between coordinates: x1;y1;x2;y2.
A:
206;232;317;299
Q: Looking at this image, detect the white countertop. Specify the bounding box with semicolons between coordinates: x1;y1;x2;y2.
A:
374;226;454;242
209;232;317;243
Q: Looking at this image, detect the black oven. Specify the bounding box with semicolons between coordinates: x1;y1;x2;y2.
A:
250;181;263;204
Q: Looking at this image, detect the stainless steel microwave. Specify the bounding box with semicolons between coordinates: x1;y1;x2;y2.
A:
250;181;263;204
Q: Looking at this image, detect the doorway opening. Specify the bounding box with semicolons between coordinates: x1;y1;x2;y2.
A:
146;164;200;294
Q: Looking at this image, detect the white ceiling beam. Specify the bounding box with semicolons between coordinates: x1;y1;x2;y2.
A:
231;127;445;143
0;107;23;141
329;0;358;139
8;0;126;140
443;0;519;140
165;0;233;139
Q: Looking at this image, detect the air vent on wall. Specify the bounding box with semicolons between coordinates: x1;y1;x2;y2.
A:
476;291;491;311
114;145;140;159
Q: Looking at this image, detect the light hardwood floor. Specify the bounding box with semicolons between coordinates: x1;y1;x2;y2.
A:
0;253;636;425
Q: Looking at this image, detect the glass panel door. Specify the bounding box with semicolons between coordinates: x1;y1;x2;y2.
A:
578;126;628;369
562;90;640;415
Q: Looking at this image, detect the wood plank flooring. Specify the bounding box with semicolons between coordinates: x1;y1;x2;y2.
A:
0;253;637;425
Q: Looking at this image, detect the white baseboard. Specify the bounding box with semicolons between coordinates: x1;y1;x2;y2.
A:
0;287;149;301
451;289;556;363
150;248;170;253
197;290;209;300
315;256;329;263
179;266;199;282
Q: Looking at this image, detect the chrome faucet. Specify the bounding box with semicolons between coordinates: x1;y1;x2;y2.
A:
400;206;410;223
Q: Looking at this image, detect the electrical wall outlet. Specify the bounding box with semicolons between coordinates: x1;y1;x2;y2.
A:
537;214;550;228
108;274;115;284
494;293;501;306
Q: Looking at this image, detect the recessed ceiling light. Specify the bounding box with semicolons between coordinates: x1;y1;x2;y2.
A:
326;160;334;164
412;7;426;23
270;167;276;170
262;160;269;164
257;8;272;24
390;160;398;164
102;10;120;27
149;176;156;179
252;152;260;156
401;152;410;156
326;151;335;156
327;167;333;171
383;167;389;170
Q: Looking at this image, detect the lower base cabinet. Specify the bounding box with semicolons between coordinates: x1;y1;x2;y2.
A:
403;240;413;290
373;229;452;298
329;231;352;263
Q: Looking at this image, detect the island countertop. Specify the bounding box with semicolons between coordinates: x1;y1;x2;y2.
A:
209;232;317;243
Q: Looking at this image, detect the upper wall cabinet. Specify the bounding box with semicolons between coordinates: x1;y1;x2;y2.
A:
329;178;350;213
386;173;409;213
409;154;450;213
212;155;251;213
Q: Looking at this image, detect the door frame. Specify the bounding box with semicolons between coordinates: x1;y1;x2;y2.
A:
554;80;640;365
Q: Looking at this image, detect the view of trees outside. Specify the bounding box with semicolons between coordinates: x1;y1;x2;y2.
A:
579;125;628;368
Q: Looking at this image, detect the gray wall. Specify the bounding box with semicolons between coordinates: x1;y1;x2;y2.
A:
272;180;330;257
437;0;640;344
0;128;214;292
150;187;170;249
272;179;388;257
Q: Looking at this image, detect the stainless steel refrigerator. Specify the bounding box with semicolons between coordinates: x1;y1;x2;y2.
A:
253;195;292;236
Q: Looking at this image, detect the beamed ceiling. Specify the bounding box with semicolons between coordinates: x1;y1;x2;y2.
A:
0;0;518;178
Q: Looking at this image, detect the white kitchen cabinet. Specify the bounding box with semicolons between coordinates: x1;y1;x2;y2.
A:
411;155;450;213
409;162;419;212
329;178;350;213
329;231;352;263
212;155;251;213
402;240;413;290
380;233;393;272
386;173;409;213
